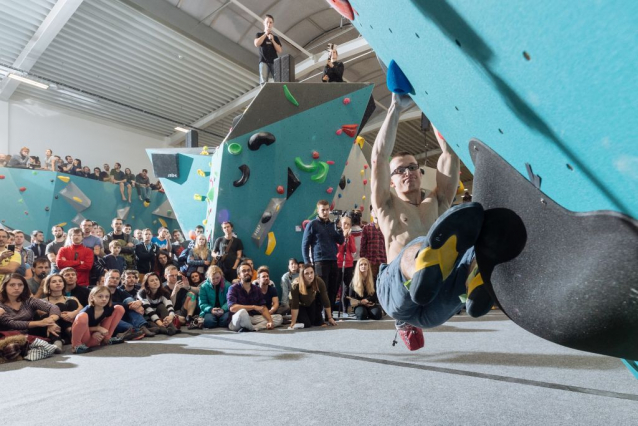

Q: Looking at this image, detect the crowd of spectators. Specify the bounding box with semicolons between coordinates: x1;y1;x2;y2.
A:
0;147;163;203
0;203;387;361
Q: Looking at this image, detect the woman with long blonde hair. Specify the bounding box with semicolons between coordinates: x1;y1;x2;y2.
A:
289;264;337;329
186;235;212;275
198;265;231;329
349;258;383;320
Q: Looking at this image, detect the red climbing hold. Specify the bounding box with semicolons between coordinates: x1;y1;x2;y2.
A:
341;124;358;137
326;0;354;21
24;211;28;215
326;187;334;194
336;129;343;135
330;201;335;210
363;179;368;185
19;187;26;192
276;185;285;194
326;160;335;165
343;97;351;105
364;164;368;169
0;175;4;179
312;151;320;159
302;220;310;230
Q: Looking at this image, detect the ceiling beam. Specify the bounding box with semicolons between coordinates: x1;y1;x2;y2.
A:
228;0;314;59
120;0;257;75
167;36;372;145
0;0;84;101
360;107;422;135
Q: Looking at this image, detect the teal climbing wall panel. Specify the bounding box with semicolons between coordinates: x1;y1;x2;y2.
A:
348;0;638;219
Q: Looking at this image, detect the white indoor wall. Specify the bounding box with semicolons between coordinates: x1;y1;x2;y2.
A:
6;95;168;179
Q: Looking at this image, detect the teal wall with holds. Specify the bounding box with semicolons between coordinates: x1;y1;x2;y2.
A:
0;168;177;238
349;0;638;219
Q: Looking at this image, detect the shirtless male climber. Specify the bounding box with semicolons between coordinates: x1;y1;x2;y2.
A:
371;94;493;350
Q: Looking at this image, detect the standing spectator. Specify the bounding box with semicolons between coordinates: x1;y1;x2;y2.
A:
7;147;32;168
27;230;47;259
186;235;212;276
71;286;125;354
278;258;299;315
253;14;282;84
154;250;175;276
81;219;103;254
104;218;136;269
43;149;55;171
322;44;344;82
289;264;338;329
13;230;34;277
359;210;387;283
0;229;21;283
212;222;244;283
151;227;172;253
301;200;344;310
135;169;152;202
104;241;125;275
348;258;383;321
198;265;231;329
46;225;66;274
111;162;130;202
227;261;281;331
56;228;94;287
135;229;160;274
336;212;357;311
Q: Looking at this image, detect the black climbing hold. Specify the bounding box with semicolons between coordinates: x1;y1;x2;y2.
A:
45;207;50;212
287;168;301;199
248;132;276;151
54;196;58;199
233;164;250;187
339;175;346;190
261;212;272;224
50;179;54;183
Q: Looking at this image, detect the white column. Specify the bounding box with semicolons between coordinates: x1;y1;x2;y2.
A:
0;100;8;154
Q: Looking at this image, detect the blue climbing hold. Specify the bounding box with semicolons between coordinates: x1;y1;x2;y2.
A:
387;59;415;95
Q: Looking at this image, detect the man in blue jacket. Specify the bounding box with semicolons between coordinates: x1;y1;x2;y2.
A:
301;200;344;310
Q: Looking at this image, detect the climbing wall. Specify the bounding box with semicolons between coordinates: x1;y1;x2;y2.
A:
345;0;638;220
0;168;177;236
147;148;212;236
331;140;372;218
200;82;374;282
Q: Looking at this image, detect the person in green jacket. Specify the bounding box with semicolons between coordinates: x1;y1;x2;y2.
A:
199;265;231;328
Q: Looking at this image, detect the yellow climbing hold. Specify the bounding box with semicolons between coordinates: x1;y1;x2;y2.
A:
197;169;206;177
362;195;366;200
194;194;204;201
355;136;365;149
200;146;210;155
457;180;465;195
265;231;276;256
158;218;168;228
360;169;365;176
143;201;150;208
72;196;83;203
57;176;70;183
55;222;67;228
202;219;208;226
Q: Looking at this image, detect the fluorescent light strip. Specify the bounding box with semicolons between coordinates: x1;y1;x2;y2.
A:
174;127;190;132
8;74;49;89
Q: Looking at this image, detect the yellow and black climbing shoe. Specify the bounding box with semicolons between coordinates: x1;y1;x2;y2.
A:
409;203;484;306
465;265;494;318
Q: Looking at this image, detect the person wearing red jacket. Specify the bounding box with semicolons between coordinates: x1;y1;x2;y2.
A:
335;213;357;313
56;228;94;287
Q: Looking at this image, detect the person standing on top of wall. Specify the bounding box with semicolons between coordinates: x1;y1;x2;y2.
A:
254;14;282;85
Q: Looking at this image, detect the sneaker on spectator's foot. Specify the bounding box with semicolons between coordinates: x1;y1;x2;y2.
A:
105;336;125;345
53;340;63;354
140;325;156;337
73;344;91;354
116;328;143;341
395;321;425;351
166;324;177;336
138;196;143;201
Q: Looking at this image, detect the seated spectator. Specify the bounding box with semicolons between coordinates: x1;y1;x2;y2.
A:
58;155;74;173
171;269;202;326
118;269;141;298
124;167;136;193
135;229;159;274
289;264;338;329
70;158;83;176
89;167;101;181
278;258;299;315
137;272;178;335
198;265;230;329
348;258;382;321
41;274;82;349
80;166;92;178
104;269;152;340
0;229;21;283
110;162;130;202
56;228;94;287
226;261;282;332
0;153;8;167
172;230;187;257
154;250;174;276
27;257;51;297
152;227;172;253
151;180;164;192
7;147;32;168
135;169;152;202
61;267;90;307
186;235;211;276
71;286;125;354
28;230;47;259
104;241;125;275
46;225;66;274
100;164;111;182
0;273;61;341
255;266;281;319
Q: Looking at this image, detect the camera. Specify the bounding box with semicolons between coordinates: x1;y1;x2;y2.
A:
330;209;343;217
7;244;15;252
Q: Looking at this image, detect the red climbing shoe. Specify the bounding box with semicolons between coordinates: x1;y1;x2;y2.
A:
396;321;425;351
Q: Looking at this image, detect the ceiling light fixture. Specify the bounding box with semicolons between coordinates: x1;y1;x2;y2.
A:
174;127;190;132
8;74;49;89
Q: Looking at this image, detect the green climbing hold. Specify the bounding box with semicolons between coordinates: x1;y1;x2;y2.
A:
310;161;329;184
32;171;37;175
294;157;317;173
228;143;242;155
206;187;215;201
283;85;299;107
167;210;173;216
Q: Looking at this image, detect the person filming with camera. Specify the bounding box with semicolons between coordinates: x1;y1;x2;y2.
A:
322;44;344;83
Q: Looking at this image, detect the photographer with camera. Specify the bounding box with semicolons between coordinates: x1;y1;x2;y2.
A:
322;44;344;83
301;200;344;311
254;14;282;85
